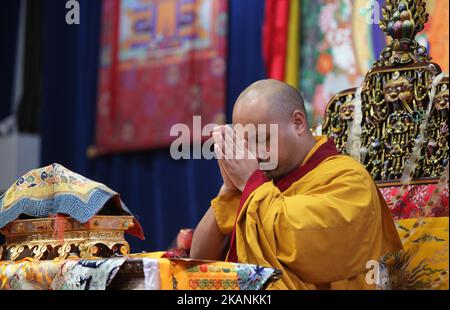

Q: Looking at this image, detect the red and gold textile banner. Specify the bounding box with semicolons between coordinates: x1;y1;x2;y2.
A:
96;0;227;153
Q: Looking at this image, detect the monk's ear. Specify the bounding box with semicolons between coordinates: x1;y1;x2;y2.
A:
292;110;308;135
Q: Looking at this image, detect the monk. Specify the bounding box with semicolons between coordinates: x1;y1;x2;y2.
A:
190;79;402;289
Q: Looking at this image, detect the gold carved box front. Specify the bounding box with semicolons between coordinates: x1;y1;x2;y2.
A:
0;215;134;261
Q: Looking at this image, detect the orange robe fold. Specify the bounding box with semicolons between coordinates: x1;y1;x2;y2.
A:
211;136;402;289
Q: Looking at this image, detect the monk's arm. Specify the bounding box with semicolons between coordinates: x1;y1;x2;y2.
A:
190;184;240;261
190;207;229;261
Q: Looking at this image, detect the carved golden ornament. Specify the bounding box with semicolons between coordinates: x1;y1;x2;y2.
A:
322;0;449;183
323;66;448;182
0;216;133;261
384;75;414;104
339;95;355;121
434;87;449;111
376;0;430;67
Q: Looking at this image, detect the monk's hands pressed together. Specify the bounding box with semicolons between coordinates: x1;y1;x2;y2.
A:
213;125;259;192
216;154;238;195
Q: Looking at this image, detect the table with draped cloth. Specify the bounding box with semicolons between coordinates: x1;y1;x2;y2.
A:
0;252;281;290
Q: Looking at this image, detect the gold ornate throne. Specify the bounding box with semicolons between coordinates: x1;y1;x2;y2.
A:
322;0;449;289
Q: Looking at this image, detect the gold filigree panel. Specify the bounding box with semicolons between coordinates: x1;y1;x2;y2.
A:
323;63;448;181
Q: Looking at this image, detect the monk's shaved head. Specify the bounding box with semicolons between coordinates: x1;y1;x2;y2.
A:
233;79;308;125
231;79;315;181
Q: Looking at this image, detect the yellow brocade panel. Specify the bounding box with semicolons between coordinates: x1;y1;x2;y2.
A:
382;217;449;290
157;259;240;290
0;259;62;290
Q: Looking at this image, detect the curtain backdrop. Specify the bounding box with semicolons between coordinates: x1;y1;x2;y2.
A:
39;0;265;252
0;1;20;122
0;1;20;246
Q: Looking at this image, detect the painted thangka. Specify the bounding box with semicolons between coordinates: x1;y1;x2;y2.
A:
96;0;227;152
300;0;449;126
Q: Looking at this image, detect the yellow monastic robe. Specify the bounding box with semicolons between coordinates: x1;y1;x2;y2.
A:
211;136;402;290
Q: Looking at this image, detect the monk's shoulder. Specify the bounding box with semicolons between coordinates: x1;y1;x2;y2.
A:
314;154;372;179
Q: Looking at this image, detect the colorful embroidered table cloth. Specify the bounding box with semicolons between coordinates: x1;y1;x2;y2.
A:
0;252;280;290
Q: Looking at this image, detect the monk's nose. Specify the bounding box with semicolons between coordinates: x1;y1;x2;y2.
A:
256;149;270;163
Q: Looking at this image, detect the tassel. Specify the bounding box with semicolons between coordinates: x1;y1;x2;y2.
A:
51;214;65;242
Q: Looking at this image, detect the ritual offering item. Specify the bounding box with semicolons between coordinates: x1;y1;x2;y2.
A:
0;164;144;261
176;228;194;251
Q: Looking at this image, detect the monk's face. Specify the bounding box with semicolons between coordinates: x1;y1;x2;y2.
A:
233;100;307;181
